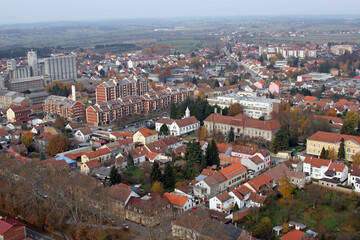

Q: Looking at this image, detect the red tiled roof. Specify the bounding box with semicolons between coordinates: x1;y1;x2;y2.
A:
85;159;101;169
328;162;346;172
304;157;331;168
280;230;305;240
146;152;158;159
304;96;316;101
219;155;242;165
84;148;111;159
215;191;232;203
138;127;158;137
247;173;273;191
307;131;360;145
174;116;198;128
157;118;175;125
164;192;188;207
244;119;281;131
216;143;231;153
220;162;246;179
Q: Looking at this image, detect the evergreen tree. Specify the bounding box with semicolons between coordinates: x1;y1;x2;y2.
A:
127;152;134;167
150;162;162;183
338;138;345;160
320;147;327;159
205;139;220;167
159;124;169;135
185;142;205;177
192;76;198;85
109;166;122;185
227;127;235;143
40;152;46;161
271;126;289;153
170;104;178;119
232;202;240;212
214;80;220;88
162;164;176;189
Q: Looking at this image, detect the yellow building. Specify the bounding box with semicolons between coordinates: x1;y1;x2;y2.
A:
306;131;360;161
133;127;158;145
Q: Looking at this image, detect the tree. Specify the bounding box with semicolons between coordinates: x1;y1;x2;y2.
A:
328;147;337;161
271;126;289;153
174;182;187;188
127;152;134;168
151;181;163;195
109;166;122;185
227;127;235;143
197;125;209;140
54;117;66;130
232;202;239;212
191;76;198;86
320;147;329;159
46;134;68;156
351;152;360;165
338;138;345;160
278;178;294;200
258;116;265;121
205;140;220;167
341;111;359;136
228;103;244;116
253;217;274;240
162;164;176;189
159;124;169;135
39;152;46;161
21;131;35;150
185;142;205;178
150;162;162;183
214;80;220;88
326;108;337;117
163;66;172;78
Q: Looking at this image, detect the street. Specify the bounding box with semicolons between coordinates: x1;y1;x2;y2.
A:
26;228;55;240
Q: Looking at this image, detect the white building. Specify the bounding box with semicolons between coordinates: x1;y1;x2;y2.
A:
324;162;348;183
209;191;234;214
348;165;360;191
303;157;331;179
43;54;77;81
207;93;280;120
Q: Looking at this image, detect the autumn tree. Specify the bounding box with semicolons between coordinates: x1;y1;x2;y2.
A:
54;117;66;130
326;108;337;117
351;152;360;165
21;131;35;150
197;125;209;140
228;103;244;116
338;138;346;160
278;178;294;200
328;147;337;161
253;217;274;240
163;66;172;78
174;182;187;188
341;111;359;136
151;181;163;195
46;134;68;155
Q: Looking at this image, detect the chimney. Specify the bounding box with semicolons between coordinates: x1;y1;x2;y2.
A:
215;108;217;114
72;85;76;101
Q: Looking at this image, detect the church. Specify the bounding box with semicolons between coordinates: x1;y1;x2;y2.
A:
155;107;200;136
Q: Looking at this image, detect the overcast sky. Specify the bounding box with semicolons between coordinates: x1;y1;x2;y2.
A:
1;0;360;24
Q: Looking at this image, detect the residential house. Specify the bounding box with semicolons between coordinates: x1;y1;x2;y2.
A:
193;171;227;199
219;162;247;189
0;218;26;240
209;191;234;214
7;144;27;156
75;128;93;141
265;163;306;188
280;230;310;240
81;159;101;174
269;82;282;94
323;162;348;183
81;148;112;163
242;156;267;172
303;157;331;179
6;104;31;123
65;122;82;131
164;192;194;212
133;127;158;145
107;183;140;217
348;165;360;191
216;143;232;156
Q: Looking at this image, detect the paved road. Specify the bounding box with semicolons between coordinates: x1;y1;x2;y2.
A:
26;228;55;240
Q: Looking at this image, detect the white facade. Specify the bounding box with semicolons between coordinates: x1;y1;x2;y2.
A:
209;195;234;214
27;50;38;76
303;162;331;179
207;93;280;120
43;55;77;81
74;130;91;141
241;157;266;172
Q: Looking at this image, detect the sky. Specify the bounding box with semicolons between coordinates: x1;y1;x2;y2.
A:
1;0;360;25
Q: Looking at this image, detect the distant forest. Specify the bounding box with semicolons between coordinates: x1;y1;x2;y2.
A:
94;43;136;50
0;47;52;59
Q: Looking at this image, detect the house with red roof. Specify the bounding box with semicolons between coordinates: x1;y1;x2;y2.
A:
280;230;309;240
219;162;247;188
81;159;101;174
0;218;26;240
216;143;233;156
209;191;234;214
348;165;360;192
107;183;140;217
231;145;271;169
81;147;111;163
323;162;348;183
6;105;31;123
133;127;158;145
164;192;194;212
303;157;331;179
269;81;282;94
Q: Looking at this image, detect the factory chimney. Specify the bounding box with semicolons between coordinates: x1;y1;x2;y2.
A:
72;85;76;101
